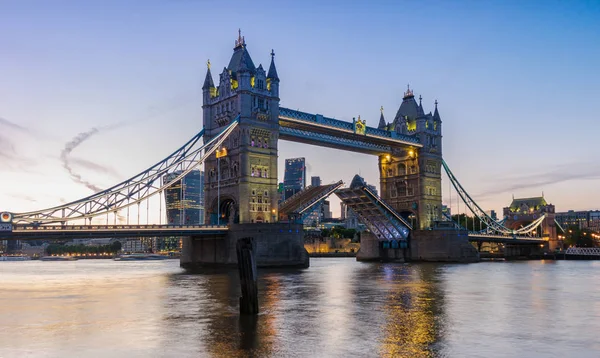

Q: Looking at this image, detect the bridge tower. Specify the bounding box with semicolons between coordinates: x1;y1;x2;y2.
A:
202;31;280;224
503;196;561;250
378;87;443;229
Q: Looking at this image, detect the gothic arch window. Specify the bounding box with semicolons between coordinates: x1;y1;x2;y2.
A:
397;180;407;197
398;163;406;176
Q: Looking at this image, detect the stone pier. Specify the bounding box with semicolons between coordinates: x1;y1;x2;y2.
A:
357;228;479;263
181;223;309;270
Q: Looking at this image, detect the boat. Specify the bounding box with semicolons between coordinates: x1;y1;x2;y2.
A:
40;256;78;261
0;255;31;261
113;253;169;261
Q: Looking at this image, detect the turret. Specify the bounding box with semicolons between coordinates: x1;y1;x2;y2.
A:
417;95;425;117
267;49;280;98
202;60;216;101
378;106;386;129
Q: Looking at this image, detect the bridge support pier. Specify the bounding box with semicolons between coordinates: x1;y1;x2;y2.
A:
409;229;479;263
181;223;309;270
356;232;406;262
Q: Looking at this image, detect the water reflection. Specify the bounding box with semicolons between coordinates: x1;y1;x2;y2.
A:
2;259;600;357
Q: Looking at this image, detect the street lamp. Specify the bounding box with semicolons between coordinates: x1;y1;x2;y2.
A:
216;147;227;225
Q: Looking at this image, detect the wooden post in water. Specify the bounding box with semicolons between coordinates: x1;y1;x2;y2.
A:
236;237;258;315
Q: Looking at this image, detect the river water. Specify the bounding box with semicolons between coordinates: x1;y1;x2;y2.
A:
1;258;599;358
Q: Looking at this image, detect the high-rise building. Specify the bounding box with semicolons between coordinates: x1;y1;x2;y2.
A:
322;200;332;219
162;170;204;225
311;176;321;187
283;158;306;200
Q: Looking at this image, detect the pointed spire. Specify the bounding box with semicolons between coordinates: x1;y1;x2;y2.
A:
433;99;441;120
378;106;386;129
202;59;215;90
235;28;245;48
403;84;414;99
267;49;279;81
417;95;425;116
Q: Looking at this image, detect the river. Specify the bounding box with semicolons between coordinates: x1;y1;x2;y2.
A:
1;258;599;357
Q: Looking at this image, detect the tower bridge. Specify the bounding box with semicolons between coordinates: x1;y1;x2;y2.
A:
0;32;561;265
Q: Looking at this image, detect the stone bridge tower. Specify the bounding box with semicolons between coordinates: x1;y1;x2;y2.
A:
378;87;443;229
503;196;561;250
202;31;280;224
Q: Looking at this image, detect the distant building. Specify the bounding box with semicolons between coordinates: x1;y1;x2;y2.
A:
153;237;181;252
283;158;306;200
122;238;149;253
556;210;600;232
322;200;332;219
162;170;204;225
340;202;347;220
311;176;321;187
5;240;21;254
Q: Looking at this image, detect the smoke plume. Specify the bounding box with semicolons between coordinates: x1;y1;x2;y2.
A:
60;128;104;192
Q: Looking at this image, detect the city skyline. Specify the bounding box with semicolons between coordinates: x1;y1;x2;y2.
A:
1;0;599;218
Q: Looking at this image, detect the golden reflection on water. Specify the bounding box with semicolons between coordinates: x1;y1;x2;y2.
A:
377;264;442;358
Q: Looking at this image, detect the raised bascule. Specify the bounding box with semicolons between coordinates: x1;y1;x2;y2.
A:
0;32;562;266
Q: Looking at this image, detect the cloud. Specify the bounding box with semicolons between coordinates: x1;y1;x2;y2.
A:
475;162;600;198
0;117;28;132
7;193;38;203
69;157;121;178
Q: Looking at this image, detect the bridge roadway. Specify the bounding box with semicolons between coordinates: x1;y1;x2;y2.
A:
467;233;548;244
0;224;228;240
278;107;422;155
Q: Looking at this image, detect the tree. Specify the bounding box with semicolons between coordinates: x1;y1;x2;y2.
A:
110;241;122;253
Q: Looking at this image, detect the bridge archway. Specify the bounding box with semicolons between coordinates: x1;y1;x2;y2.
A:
219;198;236;224
399;210;417;228
209;196;237;225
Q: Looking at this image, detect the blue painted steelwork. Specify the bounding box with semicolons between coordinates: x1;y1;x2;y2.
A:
336;176;411;241
279;181;344;223
279;107;421;145
279;126;392;153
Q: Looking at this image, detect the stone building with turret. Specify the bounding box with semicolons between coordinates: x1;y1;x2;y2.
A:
201;31;280;225
378;86;443;229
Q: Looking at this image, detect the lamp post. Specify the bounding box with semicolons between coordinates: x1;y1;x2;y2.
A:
215;147;227;225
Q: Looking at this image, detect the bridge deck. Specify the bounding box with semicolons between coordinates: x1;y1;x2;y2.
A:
279;181;344;220
278;107;421;155
468;233;548;244
336;178;411;241
0;224;228;240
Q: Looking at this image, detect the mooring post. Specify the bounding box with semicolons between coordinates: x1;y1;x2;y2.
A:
236;237;258;315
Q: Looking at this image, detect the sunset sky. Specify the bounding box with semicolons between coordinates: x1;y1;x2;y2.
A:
1;0;599;219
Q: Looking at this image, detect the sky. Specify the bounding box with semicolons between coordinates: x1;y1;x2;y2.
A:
1;0;599;220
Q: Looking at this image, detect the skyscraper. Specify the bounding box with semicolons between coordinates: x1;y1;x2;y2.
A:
162;170;204;225
283;158;306;200
311;176;321;187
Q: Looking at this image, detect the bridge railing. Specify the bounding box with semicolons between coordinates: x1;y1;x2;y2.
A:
13;224;229;231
